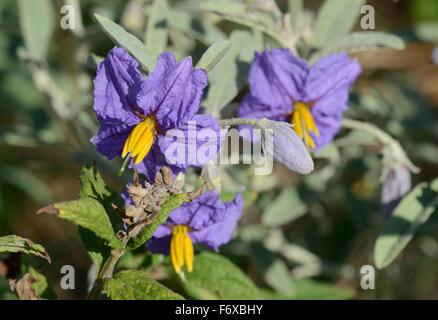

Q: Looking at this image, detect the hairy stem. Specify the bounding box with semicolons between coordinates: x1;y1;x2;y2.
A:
218;117;260;127
341;118;419;173
86;242;127;300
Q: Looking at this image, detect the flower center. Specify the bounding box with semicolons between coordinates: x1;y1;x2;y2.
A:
291;102;319;149
170;225;194;273
121;114;157;165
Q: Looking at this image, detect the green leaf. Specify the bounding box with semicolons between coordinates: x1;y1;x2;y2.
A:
199;1;279;40
311;32;405;63
203;30;255;116
78;166;120;267
196;40;231;74
0;235;50;262
199;0;246;15
262;188;307;227
39;198;122;249
18;0;54;60
312;0;365;48
105;270;183;300
167;9;226;45
78;228;111;270
288;0;303;30
374;179;438;269
185;252;263;299
127;193;189;250
265;259;295;295
145;0;168;56
79;165;112;200
0;277;16;300
415;21;438;42
28;267;56;299
94;13;155;71
291;279;354;299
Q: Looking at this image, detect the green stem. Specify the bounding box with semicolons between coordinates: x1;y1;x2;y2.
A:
341;118;419;173
86;243;127;300
218;117;261;127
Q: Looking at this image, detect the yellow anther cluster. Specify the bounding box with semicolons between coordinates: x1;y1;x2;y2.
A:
291;102;320;149
122;116;157;164
170;225;194;274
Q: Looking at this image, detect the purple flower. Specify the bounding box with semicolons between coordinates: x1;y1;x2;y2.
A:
91;47;222;180
238;49;361;150
381;164;411;218
147;190;243;273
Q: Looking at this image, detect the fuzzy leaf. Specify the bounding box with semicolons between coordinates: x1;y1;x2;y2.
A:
311;31;405;63
145;0;168;56
312;0;365;47
374;179;438;269
291;279;354;299
196;40;231;74
18;0;54;60
0;235;50;262
105;270;183;300
167;9;226;45
203;30;255;115
262;188;307;227
94;13;155;71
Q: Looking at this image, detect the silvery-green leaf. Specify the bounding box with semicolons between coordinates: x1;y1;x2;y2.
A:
167;9;226;45
288;0;303;30
374;179;438;269
311;32;405;63
199;0;246;15
203;30;255;115
201;162;222;191
291;279;354;299
196;40;231;73
145;0;168;56
414;21;438;42
265;259;295;295
262;188;307;227
199;2;278;40
94;14;155;71
18;0;54;61
312;0;365;48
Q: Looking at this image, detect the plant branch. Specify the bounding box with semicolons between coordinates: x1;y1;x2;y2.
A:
218;117;261;127
341;118;419;173
86;241;128;300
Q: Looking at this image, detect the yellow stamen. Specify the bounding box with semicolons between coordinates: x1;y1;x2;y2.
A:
121;115;157;164
291;102;318;150
292;109;303;139
299;106;319;137
170;228;181;273
183;232;194;272
170;225;195;274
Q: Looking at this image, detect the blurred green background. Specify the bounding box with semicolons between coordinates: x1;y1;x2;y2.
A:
1;0;438;299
